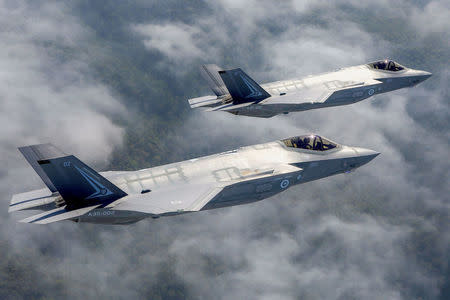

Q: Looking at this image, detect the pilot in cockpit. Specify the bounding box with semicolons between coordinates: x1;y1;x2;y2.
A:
369;59;405;72
282;135;337;151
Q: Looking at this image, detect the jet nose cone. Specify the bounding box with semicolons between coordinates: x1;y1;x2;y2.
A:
363;149;380;162
352;148;380;167
420;71;432;80
413;71;432;85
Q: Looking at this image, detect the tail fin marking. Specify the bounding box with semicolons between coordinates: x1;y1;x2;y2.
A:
219;68;271;104
38;155;127;210
18;144;66;192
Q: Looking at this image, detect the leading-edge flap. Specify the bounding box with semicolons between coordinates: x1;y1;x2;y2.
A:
19;204;101;224
362;78;383;85
274;164;303;174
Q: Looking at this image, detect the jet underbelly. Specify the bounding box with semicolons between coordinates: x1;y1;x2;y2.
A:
76;209;149;224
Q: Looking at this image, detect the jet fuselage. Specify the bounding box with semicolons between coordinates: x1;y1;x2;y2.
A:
10;136;379;225
77;137;379;224
189;60;432;118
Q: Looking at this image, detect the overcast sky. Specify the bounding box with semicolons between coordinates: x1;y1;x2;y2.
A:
0;1;449;299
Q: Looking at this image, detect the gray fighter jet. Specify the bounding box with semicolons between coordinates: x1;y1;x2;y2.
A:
188;59;431;117
10;136;378;224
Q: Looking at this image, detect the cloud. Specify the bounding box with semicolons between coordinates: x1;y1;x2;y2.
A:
0;1;127;295
129;0;449;299
0;0;448;299
0;1;126;167
133;23;206;62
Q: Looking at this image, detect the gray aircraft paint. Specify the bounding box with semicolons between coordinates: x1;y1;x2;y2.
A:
188;60;432;118
11;137;379;225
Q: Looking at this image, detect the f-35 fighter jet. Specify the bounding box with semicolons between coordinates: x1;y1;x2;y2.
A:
188;60;431;118
10;136;378;224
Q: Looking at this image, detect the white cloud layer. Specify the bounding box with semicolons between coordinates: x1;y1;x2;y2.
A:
0;0;448;299
130;1;449;299
0;1;125;171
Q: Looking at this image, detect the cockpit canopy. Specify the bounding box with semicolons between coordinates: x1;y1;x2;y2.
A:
282;135;338;151
368;59;405;72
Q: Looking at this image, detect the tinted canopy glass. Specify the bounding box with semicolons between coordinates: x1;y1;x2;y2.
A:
368;60;405;72
282;135;337;151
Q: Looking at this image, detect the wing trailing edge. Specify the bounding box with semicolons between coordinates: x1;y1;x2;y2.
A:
19;205;100;224
9;188;57;212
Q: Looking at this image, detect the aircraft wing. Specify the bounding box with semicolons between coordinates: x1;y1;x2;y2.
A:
262;79;383;105
111;164;302;215
110;182;224;215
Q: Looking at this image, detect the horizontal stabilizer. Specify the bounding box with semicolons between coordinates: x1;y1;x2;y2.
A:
219;68;271;104
19;205;100;224
188;95;222;108
9;188;57;212
205;101;255;112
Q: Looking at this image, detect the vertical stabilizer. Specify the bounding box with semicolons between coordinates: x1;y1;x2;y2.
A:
38;155;127;210
200;64;229;97
219;68;270;104
18;144;66;193
18;144;127;211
